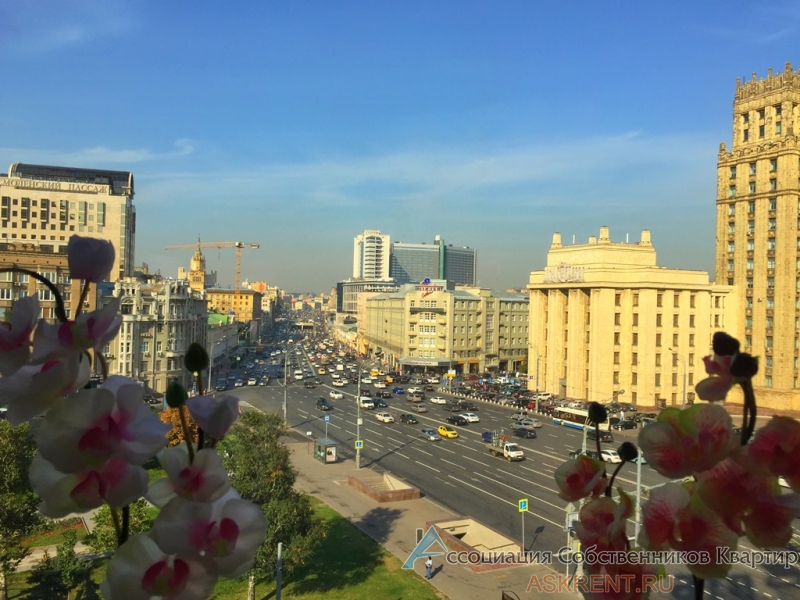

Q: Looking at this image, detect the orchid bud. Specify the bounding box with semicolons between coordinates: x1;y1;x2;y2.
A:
730;353;759;379
588;402;607;424
166;379;188;408
712;331;740;357
618;441;638;462
67;235;115;282
184;342;209;373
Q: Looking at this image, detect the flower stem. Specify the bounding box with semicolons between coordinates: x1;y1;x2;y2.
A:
74;280;91;319
178;405;195;463
740;378;757;445
110;508;122;546
0;267;68;322
693;575;704;600
120;505;130;544
606;460;626;496
197;371;205;397
198;428;205;451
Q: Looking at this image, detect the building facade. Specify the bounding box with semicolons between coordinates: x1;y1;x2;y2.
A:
336;279;399;315
177;243;217;293
716;63;800;411
0;163;136;281
353;229;391;279
363;281;528;375
390;235;477;285
106;278;207;395
528;228;736;410
205;289;263;324
0;243;97;321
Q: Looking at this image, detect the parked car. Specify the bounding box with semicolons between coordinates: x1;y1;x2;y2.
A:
429;396;447;405
601;450;622;463
420;427;441;441
438;425;459;439
376;412;394;423
316;399;332;411
634;412;658;423
459;412;480;423
399;413;419;424
513;428;537;439
329;390;343;400
446;415;468;426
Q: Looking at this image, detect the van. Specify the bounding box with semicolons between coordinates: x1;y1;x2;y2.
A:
587;429;614;443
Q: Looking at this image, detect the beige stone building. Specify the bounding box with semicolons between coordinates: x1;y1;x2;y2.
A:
0;243;97;321
205;289;262;324
528;228;736;410
363;281;528;374
106;278;207;395
0;163;135;281
177;244;217;293
716;63;800;412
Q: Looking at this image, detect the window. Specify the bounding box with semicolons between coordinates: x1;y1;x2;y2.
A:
749;162;757;175
747;258;754;270
614;352;620;365
743;129;749;142
655;354;661;367
672;373;678;386
743;113;750;124
727;259;734;271
728;222;736;234
747;277;753;288
656;333;662;347
775;105;782;116
632;313;638;326
657;294;663;307
765;375;773;388
776;122;782;134
632;373;638;385
768;238;776;250
632;333;638;346
759;109;765;119
728;204;736;216
768;257;775;269
673;295;680;308
615;293;621;306
632;352;637;365
769;197;777;210
729;166;737;178
769;218;776;230
689;334;695;347
766;336;773;348
759;125;765;138
749;182;756;194
746;297;753;309
747;220;755;233
655;373;661;387
656;314;662;327
748;239;754;251
689;315;695;327
672;333;678;346
614;332;620;345
766;316;773;329
614;313;621;326
633;293;639;307
770;178;777;191
770;158;777;172
728;241;735;252
728;185;736;198
748;200;755;213
690;294;696;308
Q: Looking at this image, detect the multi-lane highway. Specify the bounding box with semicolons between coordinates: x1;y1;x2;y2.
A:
222;344;800;600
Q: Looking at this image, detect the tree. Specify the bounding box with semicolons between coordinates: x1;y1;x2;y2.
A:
52;530;99;600
20;553;67;600
85;500;153;555
158;407;198;447
221;411;326;600
0;421;42;600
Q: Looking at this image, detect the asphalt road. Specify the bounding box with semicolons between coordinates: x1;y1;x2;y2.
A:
222;347;800;600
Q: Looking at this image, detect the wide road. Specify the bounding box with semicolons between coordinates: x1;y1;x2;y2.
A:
223;348;800;600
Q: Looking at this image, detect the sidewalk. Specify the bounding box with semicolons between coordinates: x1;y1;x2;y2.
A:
16;542;94;572
288;438;577;600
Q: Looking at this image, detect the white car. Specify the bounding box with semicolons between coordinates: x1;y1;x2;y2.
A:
459;412;480;423
374;381;386;389
511;411;528;420
520;418;543;429
332;379;346;387
429;396;447;405
376;412;394;423
361;377;373;384
247;377;257;386
329;390;343;400
427;377;440;384
407;387;422;395
601;450;622;464
359;398;375;409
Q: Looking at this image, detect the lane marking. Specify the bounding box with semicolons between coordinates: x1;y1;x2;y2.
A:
415;460;441;473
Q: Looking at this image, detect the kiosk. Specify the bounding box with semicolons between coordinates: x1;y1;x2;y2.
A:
313;438;338;464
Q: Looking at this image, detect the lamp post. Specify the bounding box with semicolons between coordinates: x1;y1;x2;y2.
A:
356;359;379;470
282;342;291;422
669;348;686;410
530;343;541;413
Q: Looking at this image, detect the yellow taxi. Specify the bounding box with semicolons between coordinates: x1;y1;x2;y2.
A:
438;425;459;439
384;375;394;384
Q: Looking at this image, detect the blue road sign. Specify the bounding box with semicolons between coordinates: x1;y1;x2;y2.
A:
324;415;330;423
355;440;364;449
518;498;529;512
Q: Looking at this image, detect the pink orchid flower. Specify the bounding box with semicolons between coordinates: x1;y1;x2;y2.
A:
638;404;736;479
30;298;122;364
186;394;240;440
29;454;148;518
573;489;633;555
67;235;115;283
554;454;607;501
151;490;267;578
747;416;800;492
580;560;662;600
0;352;91;425
146;447;231;508
35;376;171;473
695;354;736;402
101;533;217;600
639;482;738;579
0;295;39;377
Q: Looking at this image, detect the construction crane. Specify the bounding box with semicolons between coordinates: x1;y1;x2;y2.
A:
165;238;260;313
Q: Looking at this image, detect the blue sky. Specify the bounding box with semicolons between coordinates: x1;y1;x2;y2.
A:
2;0;799;292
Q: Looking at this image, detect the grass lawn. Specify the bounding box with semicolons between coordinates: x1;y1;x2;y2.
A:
24;520;87;549
8;497;440;600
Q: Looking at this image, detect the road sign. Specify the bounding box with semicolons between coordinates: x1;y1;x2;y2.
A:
518;498;529;512
355;440;363;449
566;512;579;531
324;415;330;423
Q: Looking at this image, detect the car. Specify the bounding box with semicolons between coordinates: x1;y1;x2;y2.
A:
519;418;542;429
360;389;372;397
569;448;601;461
374;381;386;389
601;450;622;464
427;377;440;384
510;421;533;430
513;428;537;439
361;377;373;384
631;454;648;465
443;403;463;412
446;415;468;427
316;399;333;411
376;412;395;423
459;412;480;423
215;379;227;391
329;390;343;400
227;374;237;381
512;411;528;421
247;377;257;386
457;401;479;411
481;430;495;443
419;428;441;441
392;387;405;394
634;412;658;423
304;381;315;389
438;425;459;439
234;379;244;387
318;368;326;375
408;393;425;403
429;396;447;405
332;379;345;387
258;378;268;386
373;398;388;408
611;419;638;431
379;391;392;399
414;403;429;413
587;429;614;443
407;387;422;395
359;398;374;409
314;377;322;385
424;385;435;392
400;413;419;424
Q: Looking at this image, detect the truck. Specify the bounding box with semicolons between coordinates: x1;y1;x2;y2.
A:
482;430;525;461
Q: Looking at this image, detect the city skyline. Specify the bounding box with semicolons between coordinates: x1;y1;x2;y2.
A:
2;1;800;291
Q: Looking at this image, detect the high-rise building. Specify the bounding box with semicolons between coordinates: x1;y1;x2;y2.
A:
353;230;390;279
0;163;136;281
390;235;477;285
716;63;800;409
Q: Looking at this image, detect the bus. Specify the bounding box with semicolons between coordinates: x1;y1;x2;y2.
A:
552;407;611;432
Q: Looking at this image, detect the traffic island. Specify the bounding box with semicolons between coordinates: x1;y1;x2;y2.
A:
348;472;421;502
426;518;525;572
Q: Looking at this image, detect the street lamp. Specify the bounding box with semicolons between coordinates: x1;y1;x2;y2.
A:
282;342;291;422
356;358;380;470
669;348;686;410
530;343;541;413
